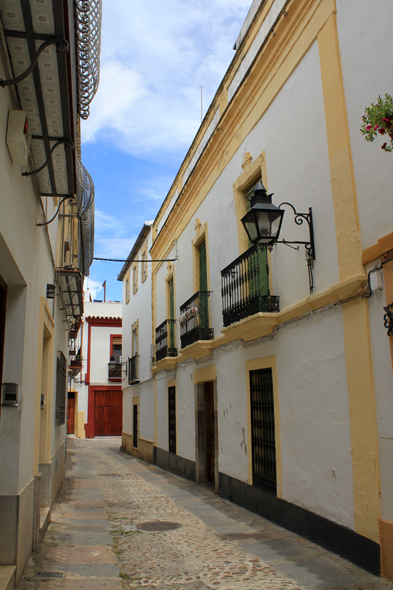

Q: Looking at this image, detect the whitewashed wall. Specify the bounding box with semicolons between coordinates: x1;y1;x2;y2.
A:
0;55;67;493
365;262;393;524
336;0;393;251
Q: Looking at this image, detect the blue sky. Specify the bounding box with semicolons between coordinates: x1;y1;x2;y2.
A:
82;0;251;301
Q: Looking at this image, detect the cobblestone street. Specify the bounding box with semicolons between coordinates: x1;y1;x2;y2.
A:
17;438;393;590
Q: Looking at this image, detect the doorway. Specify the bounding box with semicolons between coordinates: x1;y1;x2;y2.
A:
67;392;75;434
204;381;215;484
195;379;217;488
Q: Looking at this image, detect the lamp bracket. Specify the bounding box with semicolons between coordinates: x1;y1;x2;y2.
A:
0;37;69;88
278;203;315;261
23;139;74;178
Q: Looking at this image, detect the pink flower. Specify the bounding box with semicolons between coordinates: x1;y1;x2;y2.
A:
374;124;379;130
378;127;386;135
365;125;372;130
382;118;390;123
381;143;387;149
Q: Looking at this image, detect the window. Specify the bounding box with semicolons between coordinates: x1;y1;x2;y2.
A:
56;351;67;425
250;367;276;494
132;263;138;294
130;320;139;382
125;277;130;304
111;335;122;361
141;241;148;282
168;386;176;454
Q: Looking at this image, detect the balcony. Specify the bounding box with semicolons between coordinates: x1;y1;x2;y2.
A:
128;355;139;385
221;244;279;327
155;320;177;362
69;358;82;378
108;361;122;381
180;291;213;349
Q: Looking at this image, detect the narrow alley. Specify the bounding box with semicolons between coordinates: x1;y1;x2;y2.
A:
15;438;393;590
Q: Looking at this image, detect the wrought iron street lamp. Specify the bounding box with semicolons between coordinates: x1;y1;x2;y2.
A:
241;182;316;292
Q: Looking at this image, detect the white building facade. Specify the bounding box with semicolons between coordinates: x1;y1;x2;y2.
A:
0;1;101;585
120;0;393;579
72;301;122;438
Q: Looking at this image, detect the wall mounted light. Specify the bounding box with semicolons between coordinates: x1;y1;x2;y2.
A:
46;284;56;299
241;182;316;292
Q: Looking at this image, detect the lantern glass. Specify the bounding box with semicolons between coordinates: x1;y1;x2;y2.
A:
242;204;284;245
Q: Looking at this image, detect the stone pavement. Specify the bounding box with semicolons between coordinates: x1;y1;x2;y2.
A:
17;438;393;590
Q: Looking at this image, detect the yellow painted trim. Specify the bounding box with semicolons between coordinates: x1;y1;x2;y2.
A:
318;14;379;542
153;274;368;373
362;231;393;265
233;151;266;255
34;298;55;474
150;0;335;262
194;364;217;384
245;357;282;497
342;300;380;542
317;13;362;281
154;375;158;446
379;518;393;580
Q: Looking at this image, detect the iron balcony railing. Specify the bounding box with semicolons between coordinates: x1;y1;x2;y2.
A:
155;319;177;362
128;355;139;385
221;244;279;327
180;291;213;349
108;362;122;379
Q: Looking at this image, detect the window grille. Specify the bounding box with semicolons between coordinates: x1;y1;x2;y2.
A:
168;386;176;454
250;368;276;494
133;404;138;448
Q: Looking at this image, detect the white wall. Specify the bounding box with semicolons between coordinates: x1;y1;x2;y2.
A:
336;0;393;251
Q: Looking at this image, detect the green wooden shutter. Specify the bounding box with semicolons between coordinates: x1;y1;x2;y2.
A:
246;180;269;298
169;278;175;348
199;242;208;329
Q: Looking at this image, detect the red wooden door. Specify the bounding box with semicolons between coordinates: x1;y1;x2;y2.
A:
67;397;75;434
94;390;122;436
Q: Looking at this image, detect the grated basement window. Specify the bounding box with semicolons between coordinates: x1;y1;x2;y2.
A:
168;386;176;454
250;368;276;495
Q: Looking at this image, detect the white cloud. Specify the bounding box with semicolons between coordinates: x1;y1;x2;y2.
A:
82;0;251;158
84;278;103;301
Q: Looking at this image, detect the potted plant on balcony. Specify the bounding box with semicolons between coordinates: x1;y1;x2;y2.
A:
70;353;83;367
361;93;393;152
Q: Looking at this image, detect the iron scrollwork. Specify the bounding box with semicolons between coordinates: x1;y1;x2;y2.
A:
277;202;315;293
383;303;393;336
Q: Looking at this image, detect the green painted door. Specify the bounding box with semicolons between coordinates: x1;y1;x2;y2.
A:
246;181;269;298
199;242;208;330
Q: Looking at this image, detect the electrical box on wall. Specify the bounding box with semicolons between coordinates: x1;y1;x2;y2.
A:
1;383;20;406
6;110;30;165
370;270;383;293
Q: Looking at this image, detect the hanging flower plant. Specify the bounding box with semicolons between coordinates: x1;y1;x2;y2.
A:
361;94;393;152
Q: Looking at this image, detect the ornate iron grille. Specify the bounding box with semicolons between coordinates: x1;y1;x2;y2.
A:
179;291;213;348
250;368;277;495
221;244;279;327
128;355;138;385
76;157;95;277
75;0;102;120
168;386;176;454
155;320;177;362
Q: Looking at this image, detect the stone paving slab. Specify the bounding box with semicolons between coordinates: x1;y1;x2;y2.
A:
16;438;393;590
